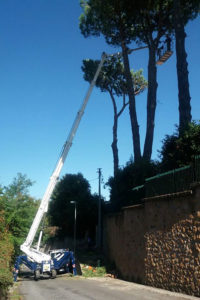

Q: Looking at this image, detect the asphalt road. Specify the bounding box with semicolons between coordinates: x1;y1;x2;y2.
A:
19;276;198;300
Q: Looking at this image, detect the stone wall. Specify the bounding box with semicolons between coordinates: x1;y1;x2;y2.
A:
104;184;200;297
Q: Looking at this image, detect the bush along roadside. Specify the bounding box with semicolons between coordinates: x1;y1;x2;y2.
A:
0;212;14;299
81;264;106;277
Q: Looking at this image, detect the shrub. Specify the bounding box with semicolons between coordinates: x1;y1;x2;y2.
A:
159;121;200;171
0;212;14;297
106;158;159;211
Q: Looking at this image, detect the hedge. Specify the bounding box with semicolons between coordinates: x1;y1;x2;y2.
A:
0;212;14;298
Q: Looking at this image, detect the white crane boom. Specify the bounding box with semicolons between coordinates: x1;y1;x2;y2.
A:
20;52;107;263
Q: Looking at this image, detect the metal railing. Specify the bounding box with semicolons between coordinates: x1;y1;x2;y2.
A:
132;156;200;201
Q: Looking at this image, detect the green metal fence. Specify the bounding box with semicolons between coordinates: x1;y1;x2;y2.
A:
145;165;193;198
132;184;145;203
132;156;200;200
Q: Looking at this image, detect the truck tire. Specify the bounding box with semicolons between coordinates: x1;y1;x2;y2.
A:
34;270;40;281
51;269;57;279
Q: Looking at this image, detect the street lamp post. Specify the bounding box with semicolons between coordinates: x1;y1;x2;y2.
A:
97;168;102;249
70;201;77;256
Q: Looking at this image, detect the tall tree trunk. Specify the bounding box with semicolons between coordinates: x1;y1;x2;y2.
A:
121;43;141;161
143;45;158;160
109;90;119;176
173;0;192;132
111;116;119;176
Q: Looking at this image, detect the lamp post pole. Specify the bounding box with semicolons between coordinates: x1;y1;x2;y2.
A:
97;168;102;249
70;201;77;256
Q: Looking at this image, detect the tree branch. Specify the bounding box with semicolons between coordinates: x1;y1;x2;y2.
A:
117;94;129;118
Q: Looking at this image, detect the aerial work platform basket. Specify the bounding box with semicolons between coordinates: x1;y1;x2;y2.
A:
156;36;173;66
156;50;173;65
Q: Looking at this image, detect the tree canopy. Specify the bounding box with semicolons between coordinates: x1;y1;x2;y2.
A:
80;0;137;46
49;173;98;239
106;158;159;211
80;0;199;162
80;0;143;161
82;56;147;175
0;173;39;254
82;56;147;96
159;121;200;171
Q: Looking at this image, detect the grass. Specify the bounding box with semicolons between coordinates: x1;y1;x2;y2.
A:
81;265;106;278
8;283;22;300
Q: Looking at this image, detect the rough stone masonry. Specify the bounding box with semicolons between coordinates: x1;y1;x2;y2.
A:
104;184;200;297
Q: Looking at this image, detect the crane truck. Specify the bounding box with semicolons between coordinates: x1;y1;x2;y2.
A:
13;52;109;281
14;48;129;280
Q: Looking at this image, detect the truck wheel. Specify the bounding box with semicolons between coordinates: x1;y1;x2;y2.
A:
34;270;40;281
51;269;57;279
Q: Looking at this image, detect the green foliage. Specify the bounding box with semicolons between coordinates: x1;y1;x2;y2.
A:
79;0;175;48
106;158;159;211
82;57;147;175
124;0;174;45
80;0;137;46
81;265;106;277
0;212;14;295
4;173;33;197
49;173;98;239
159;121;200;171
174;0;200;25
0;268;13;289
0;173;39;255
82;57;147;96
82;57;127;95
0;174;40;295
122;0;199;42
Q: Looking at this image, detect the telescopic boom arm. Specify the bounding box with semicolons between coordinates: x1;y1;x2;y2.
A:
20;52;107;263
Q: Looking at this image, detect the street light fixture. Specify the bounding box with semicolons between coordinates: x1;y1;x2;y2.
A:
70;201;77;256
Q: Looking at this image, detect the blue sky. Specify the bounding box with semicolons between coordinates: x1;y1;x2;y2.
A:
0;1;199;200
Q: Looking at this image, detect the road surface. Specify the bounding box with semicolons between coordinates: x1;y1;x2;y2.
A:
19;276;198;300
